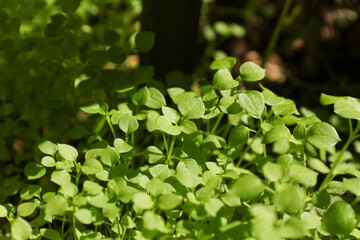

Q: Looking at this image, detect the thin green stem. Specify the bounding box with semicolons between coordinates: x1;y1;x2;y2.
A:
61;216;65;238
236;127;262;167
162;133;169;154
211;112;224;134
105;114;116;140
262;0;293;66
319;120;360;191
116;216;121;240
73;205;77;240
167;136;176;162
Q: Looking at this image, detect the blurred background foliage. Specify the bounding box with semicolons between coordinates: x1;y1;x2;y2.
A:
0;0;359;204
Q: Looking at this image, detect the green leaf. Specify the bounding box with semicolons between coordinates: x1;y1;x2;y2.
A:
107;46;126;64
180;120;198;134
58;144;78;161
239;62;265;82
82;158;103;175
74;208;93;225
176;161;200;188
171;91;197;105
218;95;242;114
87;192;108;208
178;96;205;119
263;125;291;144
205;162;222;174
343;178;360;196
51;170;71;186
20;185;42;200
80;102;101;114
119;113;138;134
133;192;153;210
301;212;321;229
322;201;356;235
205;198;224;217
293;123;307;140
40;229;61;240
45;195;67;219
221;193;241;207
260;85;285;106
238;90;265;118
210;57;237;71
307;158;330;174
334;98;360;119
158;194;183;211
104;29;120;46
0;204;8;217
327;181;347;195
143;146;165;164
272;99;299;116
289;164;318;187
263;162;283;182
213;69;238;90
149;164;170;180
17;201;39;217
230;174;264;201
307;122;340;148
143;211;169;233
156;116;181;135
45;22;64;38
103;203;120;222
320;93;349;106
62;0;80;13
24;162;46;180
11;217;32;240
87;50;108;67
281;217;308;239
145;87;166;109
135;31;155;52
201;85;218;109
38;140;57;156
114;138;133;153
162;106;180;124
83;180;103;195
132;87;150;107
61;182;78;198
133;66;154;84
275;184;304;213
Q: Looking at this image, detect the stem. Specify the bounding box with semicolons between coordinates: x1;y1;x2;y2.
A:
211;112;224;134
162;133;169;154
73;205;77;240
116;216;121;239
236;127;263;167
262;0;292;66
319;120;360;191
167;136;176;162
105;114;116;140
61;216;65;238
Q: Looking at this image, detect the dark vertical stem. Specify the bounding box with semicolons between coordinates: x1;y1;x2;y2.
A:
262;0;293;67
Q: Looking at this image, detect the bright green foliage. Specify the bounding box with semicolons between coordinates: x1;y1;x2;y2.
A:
210;57;237;71
322;201;356;235
307;122;340;148
239;61;266;82
213;69;239;90
230;174;264;201
40;228;61;240
11;217;32;240
1;4;360;237
238;90;265;118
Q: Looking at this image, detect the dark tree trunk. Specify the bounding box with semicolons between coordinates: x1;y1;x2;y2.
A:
140;0;202;81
